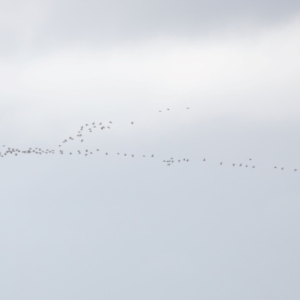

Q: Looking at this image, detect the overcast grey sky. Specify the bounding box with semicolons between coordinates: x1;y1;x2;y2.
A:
1;1;300;299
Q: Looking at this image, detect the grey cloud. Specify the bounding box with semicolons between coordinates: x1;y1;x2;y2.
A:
41;0;300;43
1;0;300;57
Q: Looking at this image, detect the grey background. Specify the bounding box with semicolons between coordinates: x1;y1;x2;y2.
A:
0;1;300;299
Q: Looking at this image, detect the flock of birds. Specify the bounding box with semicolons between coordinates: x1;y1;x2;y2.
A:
0;107;298;172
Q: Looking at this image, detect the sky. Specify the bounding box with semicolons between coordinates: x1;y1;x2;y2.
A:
0;1;300;299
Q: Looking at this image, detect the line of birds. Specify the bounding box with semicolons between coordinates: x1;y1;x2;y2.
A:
162;157;297;171
0;146;55;157
0;106;298;172
59;121;118;147
59;106;191;147
1;144;297;172
58;121;136;148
